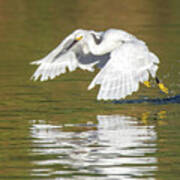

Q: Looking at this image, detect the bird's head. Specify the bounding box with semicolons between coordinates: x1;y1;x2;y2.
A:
54;29;87;60
75;35;83;41
61;30;85;53
74;29;86;41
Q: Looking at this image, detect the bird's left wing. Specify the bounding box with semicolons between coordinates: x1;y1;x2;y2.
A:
30;31;96;81
31;52;80;81
88;42;159;100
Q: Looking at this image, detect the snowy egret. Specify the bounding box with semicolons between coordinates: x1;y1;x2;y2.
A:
30;28;168;100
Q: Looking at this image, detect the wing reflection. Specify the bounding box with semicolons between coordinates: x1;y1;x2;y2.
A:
30;115;157;179
97;115;157;156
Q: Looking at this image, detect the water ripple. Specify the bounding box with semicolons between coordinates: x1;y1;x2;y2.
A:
30;114;157;179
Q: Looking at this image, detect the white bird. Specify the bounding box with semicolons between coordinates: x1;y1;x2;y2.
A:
30;28;168;100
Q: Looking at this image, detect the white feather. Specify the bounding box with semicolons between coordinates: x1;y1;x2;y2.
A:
31;28;160;100
89;41;157;100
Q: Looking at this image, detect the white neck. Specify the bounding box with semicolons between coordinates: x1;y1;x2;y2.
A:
87;34;116;55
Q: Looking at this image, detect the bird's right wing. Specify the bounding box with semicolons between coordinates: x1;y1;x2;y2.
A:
88;42;159;100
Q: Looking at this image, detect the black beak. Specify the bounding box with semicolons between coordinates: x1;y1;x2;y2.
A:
53;39;78;60
65;39;78;51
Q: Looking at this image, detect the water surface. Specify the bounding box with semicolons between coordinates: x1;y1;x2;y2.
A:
0;0;180;179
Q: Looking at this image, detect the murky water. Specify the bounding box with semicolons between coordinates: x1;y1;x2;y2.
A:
0;0;180;179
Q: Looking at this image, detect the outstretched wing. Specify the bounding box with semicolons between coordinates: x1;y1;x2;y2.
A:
88;41;159;100
31;52;80;81
30;31;79;81
30;30;98;81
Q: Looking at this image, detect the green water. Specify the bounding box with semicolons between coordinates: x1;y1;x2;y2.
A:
0;0;180;179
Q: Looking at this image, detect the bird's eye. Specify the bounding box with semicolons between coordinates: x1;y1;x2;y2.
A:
75;36;83;41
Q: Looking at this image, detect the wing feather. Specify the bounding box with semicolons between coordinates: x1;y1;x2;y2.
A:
31;30;100;81
116;75;123;99
31;51;78;81
30;30;80;81
88;42;159;100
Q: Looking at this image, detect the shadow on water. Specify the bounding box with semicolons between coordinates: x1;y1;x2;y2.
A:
112;94;180;105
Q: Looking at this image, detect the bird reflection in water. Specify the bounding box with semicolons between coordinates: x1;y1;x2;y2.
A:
30;113;160;179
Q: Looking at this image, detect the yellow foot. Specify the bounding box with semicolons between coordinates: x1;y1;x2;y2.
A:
158;83;169;94
143;81;151;88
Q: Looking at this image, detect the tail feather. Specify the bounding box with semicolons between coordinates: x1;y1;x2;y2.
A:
149;52;159;64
